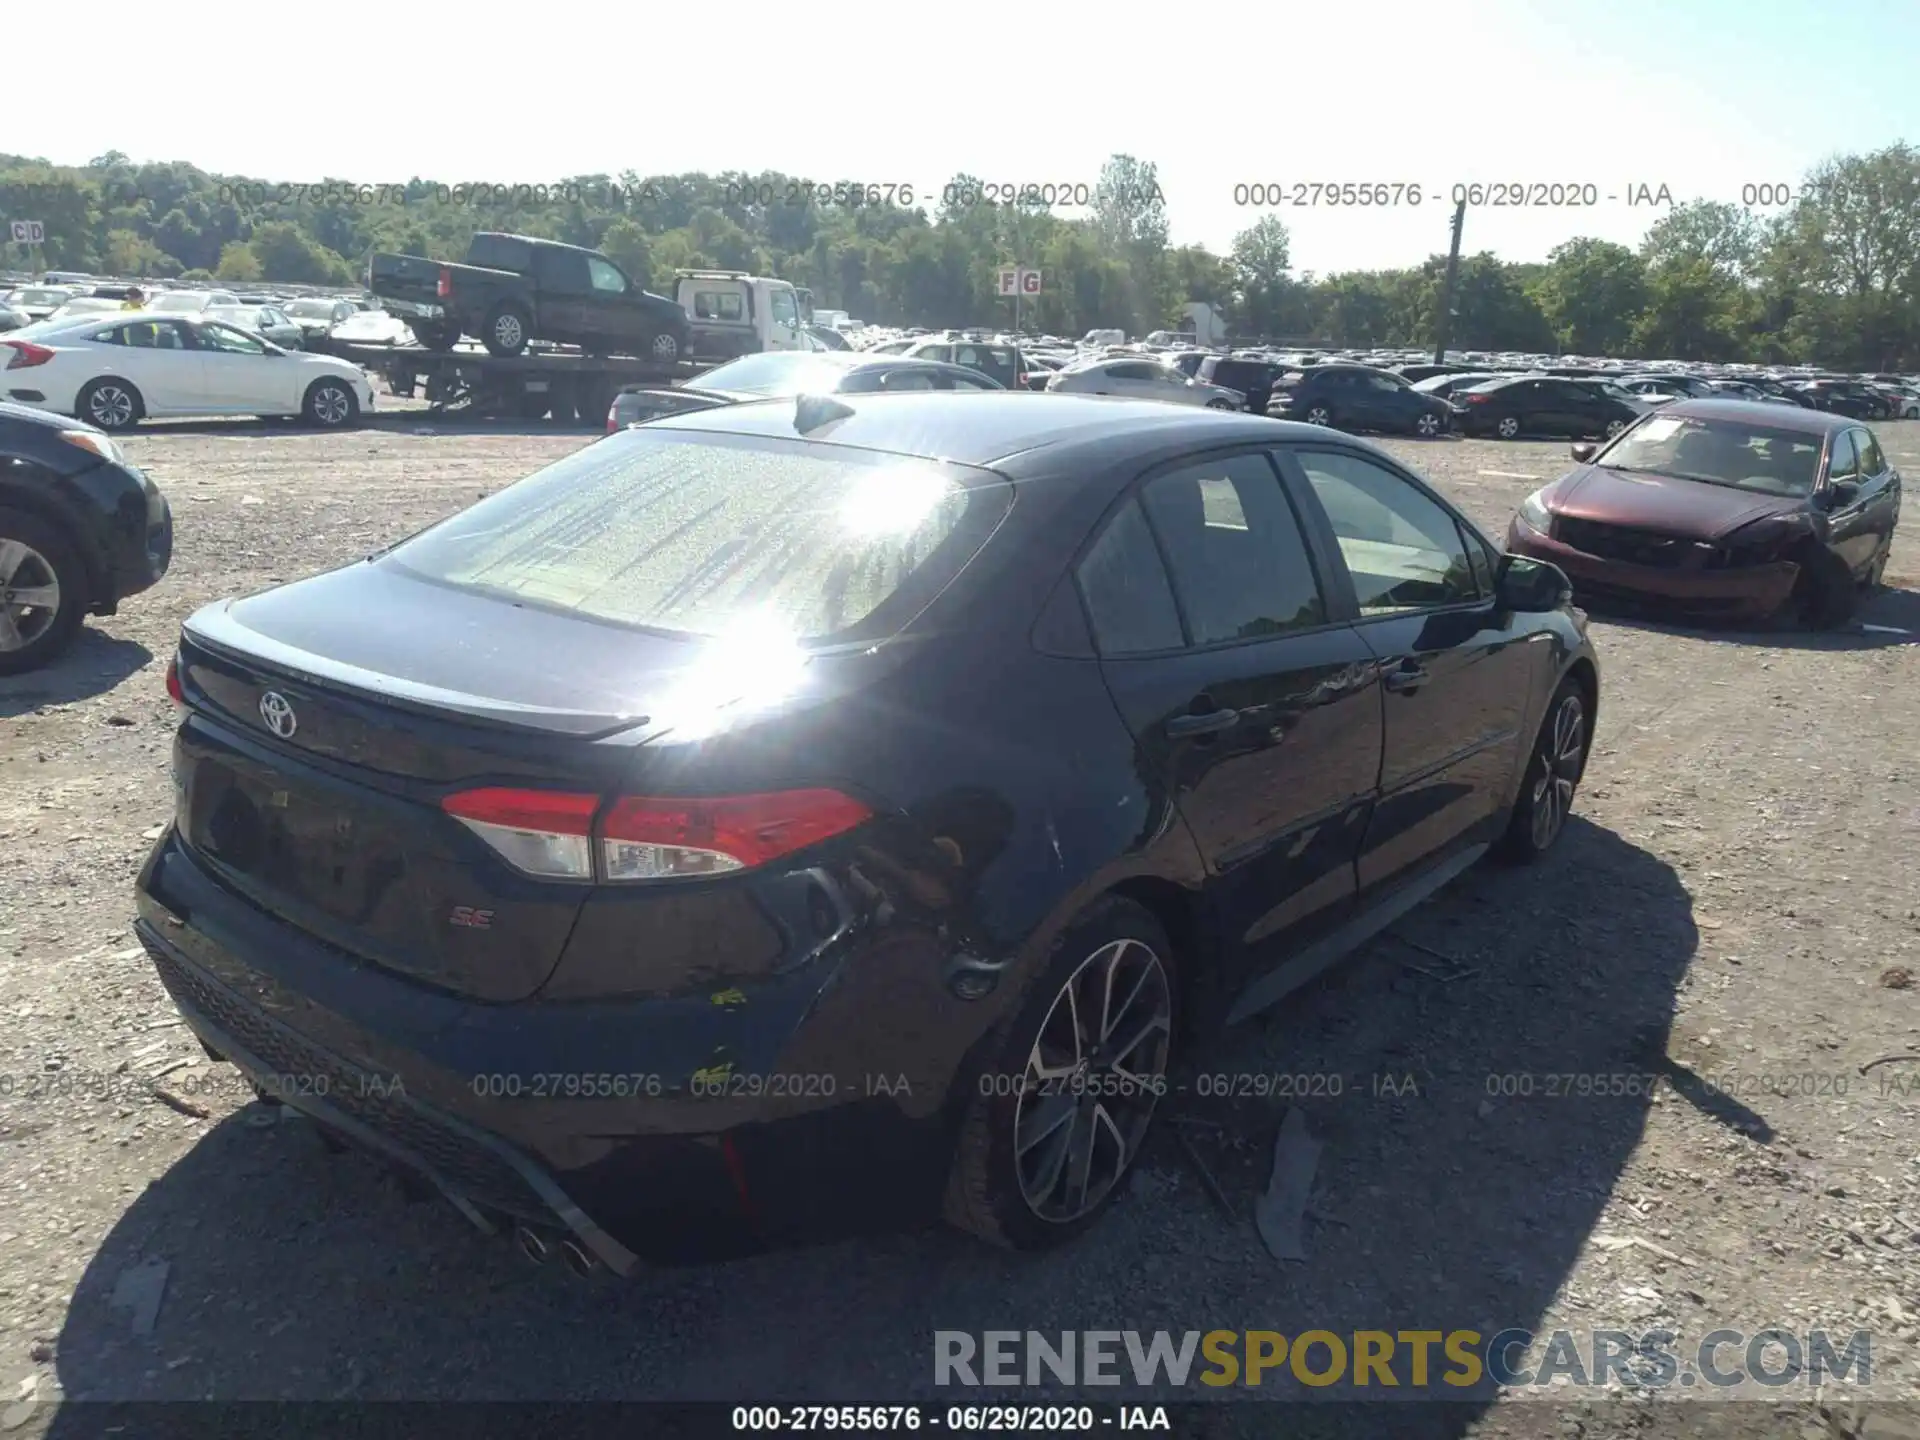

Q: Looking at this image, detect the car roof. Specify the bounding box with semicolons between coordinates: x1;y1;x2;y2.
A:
642;392;1343;472
1660;397;1853;433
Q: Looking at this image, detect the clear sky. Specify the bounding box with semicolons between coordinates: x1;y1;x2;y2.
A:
14;0;1916;275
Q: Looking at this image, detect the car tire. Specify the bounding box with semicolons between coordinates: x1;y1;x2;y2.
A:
1414;411;1443;437
1791;543;1858;628
648;331;682;364
409;322;456;351
302;378;360;428
1305;404;1332;426
1496;677;1588;863
943;894;1178;1251
0;506;88;676
1496;416;1522;440
1206;398;1235;410
76;378;143;432
1604;418;1628;438
482;304;531;357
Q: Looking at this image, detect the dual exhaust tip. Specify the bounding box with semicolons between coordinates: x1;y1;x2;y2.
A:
515;1224;597;1278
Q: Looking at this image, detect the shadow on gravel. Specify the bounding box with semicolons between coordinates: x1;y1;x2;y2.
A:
1582;584;1920;651
48;816;1695;1436
0;632;153;718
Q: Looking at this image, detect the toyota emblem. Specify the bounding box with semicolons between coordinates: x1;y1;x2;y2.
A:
259;690;298;739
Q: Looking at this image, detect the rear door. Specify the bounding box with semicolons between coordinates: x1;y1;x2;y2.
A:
1279;444;1539;892
1082;449;1382;986
530;247;591;339
583;255;634;348
1844;429;1901;573
89;319;208;412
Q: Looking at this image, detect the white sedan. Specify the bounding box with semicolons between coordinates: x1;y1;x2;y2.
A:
1045;357;1245;408
0;314;373;430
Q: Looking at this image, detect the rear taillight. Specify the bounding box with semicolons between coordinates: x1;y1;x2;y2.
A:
600;790;872;879
436;266;452;299
442;788;599;880
439;787;871;882
606;404;619;434
1465;394;1489;404
4;341;53;370
164;655;185;712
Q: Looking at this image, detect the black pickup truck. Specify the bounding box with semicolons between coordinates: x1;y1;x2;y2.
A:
367;232;692;360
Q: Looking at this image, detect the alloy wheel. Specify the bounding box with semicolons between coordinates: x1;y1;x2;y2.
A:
651;333;679;360
88;385;135;429
1416;412;1441;437
1306;405;1331;426
494;314;524;350
312;385;351;425
1498;416;1520;439
1529;694;1586;850
0;538;61;652
1606;419;1626;437
1014;937;1172;1224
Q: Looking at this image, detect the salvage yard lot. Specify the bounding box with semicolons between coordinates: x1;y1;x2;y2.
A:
1;419;1918;1434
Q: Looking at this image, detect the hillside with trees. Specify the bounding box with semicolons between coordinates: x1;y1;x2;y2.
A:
3;147;1917;368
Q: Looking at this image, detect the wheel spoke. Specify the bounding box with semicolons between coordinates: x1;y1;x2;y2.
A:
0;540;27;586
9;584;57;609
1025;1110;1074;1203
1100;944;1151;1044
0;609;22;650
1105;1009;1170;1070
1015;1089;1076;1156
1063;1100;1100;1211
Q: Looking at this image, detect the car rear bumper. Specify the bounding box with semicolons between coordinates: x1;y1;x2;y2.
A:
134;829;969;1265
1506;520;1798;621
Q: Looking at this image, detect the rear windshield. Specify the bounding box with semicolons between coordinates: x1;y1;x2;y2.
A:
383;429;1012;644
951;344;1020;386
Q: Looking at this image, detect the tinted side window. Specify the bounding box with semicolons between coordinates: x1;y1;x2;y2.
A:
1139;454;1326;644
1856;431;1887;475
1076;499;1185;656
1295;449;1477;614
1106;363;1157;381
877;368;939;391
586;257;627;294
1826;431;1859;480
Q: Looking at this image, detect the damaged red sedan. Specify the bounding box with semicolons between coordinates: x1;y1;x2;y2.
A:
1505;399;1900;626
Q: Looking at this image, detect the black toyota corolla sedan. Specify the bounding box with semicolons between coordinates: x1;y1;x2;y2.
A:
136;393;1598;1271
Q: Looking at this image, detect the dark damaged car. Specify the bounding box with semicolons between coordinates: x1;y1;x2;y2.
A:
136;393;1599;1271
1505;399;1900;626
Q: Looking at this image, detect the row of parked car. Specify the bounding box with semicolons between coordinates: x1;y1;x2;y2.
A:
845;326;1920;438
2;280;369;349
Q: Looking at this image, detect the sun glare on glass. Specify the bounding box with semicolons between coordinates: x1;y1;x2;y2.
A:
839;466;951;538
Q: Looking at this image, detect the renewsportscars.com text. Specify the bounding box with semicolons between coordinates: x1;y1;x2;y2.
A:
934;1328;1872;1393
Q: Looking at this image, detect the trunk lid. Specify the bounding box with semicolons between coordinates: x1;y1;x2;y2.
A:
174;565;718;1002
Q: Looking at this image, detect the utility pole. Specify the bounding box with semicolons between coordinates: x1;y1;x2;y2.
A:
1431;199;1466;365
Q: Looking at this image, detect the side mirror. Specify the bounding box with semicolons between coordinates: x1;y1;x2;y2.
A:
1826;479;1861;508
1569;442;1597;463
1495;552;1573;612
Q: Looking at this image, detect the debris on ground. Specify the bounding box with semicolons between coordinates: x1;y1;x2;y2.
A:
108;1257;170;1338
1254;1107;1321;1262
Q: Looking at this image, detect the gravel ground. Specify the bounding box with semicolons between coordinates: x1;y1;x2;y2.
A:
1;412;1918;1438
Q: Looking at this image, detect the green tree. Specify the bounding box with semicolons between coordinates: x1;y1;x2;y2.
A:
1534;238;1647;353
214;241;262;281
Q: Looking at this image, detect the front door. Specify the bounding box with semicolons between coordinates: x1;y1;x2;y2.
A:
766;286;803;351
192;322;291;412
1280;445;1539;893
1082;450;1382;995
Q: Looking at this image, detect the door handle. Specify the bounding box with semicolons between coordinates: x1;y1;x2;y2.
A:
1383;664;1429;694
1166;707;1239;738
